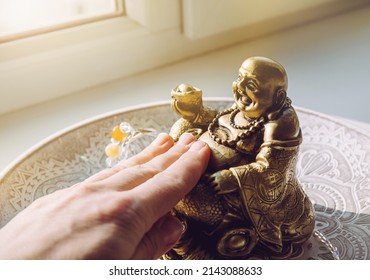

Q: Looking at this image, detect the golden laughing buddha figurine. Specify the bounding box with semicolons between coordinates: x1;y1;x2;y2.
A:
167;56;315;259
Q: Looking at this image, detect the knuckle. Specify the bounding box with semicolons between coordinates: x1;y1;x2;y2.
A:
135;163;162;177
146;144;168;157
73;181;102;195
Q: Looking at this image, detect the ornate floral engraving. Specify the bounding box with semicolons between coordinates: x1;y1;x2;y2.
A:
297;109;370;260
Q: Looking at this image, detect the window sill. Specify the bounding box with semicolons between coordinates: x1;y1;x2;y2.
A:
1;0;367;116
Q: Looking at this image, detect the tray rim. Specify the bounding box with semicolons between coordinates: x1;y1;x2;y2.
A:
1;97;369;181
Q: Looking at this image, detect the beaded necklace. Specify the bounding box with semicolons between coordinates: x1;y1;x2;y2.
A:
207;107;265;147
208;97;292;148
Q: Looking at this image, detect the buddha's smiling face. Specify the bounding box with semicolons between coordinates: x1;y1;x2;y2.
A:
232;57;287;119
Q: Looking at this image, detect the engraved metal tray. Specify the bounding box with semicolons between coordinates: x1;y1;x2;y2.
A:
1;99;369;260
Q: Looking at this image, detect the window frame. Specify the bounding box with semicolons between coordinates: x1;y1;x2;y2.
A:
0;0;365;115
0;0;125;44
0;0;182;115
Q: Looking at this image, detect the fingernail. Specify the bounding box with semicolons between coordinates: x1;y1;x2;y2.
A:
189;140;207;151
160;216;184;246
151;133;171;146
178;133;195;145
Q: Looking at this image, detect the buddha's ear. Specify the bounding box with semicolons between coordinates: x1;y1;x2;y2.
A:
275;88;287;108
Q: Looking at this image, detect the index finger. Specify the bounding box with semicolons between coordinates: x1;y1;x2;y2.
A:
84;133;174;183
129;140;210;228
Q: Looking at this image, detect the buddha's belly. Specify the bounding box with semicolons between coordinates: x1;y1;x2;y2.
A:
198;132;251;172
174;132;251;226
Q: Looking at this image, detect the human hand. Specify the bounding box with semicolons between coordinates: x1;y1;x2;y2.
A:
0;133;210;260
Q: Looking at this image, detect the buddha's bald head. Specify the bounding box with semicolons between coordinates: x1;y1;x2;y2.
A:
233;56;288;118
240;57;288;92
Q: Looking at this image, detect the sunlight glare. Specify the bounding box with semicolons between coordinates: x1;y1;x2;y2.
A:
0;0;117;36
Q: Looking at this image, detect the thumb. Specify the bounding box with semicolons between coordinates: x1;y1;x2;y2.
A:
131;214;184;259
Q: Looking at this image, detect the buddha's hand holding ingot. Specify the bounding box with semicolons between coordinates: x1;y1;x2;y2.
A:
204;169;239;195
